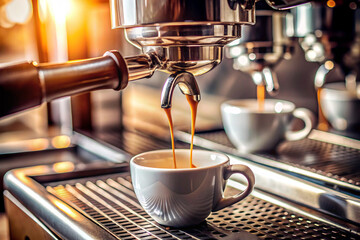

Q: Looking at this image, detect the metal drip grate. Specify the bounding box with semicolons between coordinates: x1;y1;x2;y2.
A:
195;131;360;187
46;174;358;240
85;130;192;157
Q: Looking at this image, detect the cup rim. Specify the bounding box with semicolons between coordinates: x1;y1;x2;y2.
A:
321;82;360;101
130;149;229;172
221;99;295;114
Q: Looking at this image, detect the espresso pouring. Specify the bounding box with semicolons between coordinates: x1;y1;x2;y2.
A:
164;95;198;169
257;84;265;111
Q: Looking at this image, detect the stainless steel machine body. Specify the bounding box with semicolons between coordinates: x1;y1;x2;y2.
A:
111;0;255;76
292;1;360;131
3;131;360;240
0;0;256;118
2;0;360;239
293;2;359;73
226;8;295;95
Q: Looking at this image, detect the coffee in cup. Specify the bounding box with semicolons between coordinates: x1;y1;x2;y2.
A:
130;149;255;227
221;99;315;153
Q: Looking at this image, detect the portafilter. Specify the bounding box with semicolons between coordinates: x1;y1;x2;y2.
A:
0;0;255;118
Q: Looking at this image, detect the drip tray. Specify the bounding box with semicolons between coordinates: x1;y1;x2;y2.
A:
4;162;360;240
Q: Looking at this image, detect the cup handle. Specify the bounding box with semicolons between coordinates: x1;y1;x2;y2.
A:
285;108;316;141
213;164;255;211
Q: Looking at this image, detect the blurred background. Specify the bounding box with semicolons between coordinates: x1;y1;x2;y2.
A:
0;0;324;142
0;0;359;239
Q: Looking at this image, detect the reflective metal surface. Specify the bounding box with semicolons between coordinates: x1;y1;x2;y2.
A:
125;24;237;75
142;45;224;76
47;174;359;239
4;163;126;240
0;0;257;119
5;192;59;240
124;53;160;81
314;62;335;89
266;0;313;9
262;67;280;94
110;0;255;27
161;72;201;109
4;154;360;239
226;9;295;94
110;0;256;76
293;2;359;77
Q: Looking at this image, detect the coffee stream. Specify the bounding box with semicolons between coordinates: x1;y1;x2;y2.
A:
317;88;329;131
186;95;198;168
257;84;265;111
164;108;177;168
166;84;263;168
164;95;198;169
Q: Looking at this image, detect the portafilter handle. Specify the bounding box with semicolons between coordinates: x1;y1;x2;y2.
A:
0;50;158;118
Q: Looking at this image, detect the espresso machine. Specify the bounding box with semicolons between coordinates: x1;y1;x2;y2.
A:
0;0;255;118
226;2;295;96
1;0;360;239
292;1;360;132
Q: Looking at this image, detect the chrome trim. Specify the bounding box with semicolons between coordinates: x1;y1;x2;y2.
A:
3;165;119;240
73;132;131;163
227;180;360;234
263;67;279;95
5;159;360;238
49;179;198;240
309;129;360;150
314;63;333;89
112;0;256;76
161;72;201;109
4;191;60;240
228;155;360;224
67;184;143;239
110;0;255;28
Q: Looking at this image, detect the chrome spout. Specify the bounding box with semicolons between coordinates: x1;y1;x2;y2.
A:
263;67;280;96
314;62;335;89
251;67;279;96
161;72;201;109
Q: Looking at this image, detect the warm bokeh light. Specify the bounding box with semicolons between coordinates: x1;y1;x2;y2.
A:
0;0;32;28
324;60;334;70
53;161;75;173
327;0;336;8
5;0;32;23
51;135;71;149
53;199;80;219
27;138;49;151
17;165;49;183
38;0;48;22
47;0;71;22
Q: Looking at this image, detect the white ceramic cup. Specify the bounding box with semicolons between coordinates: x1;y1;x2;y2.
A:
320;82;360;131
130;149;255;227
221;99;315;153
